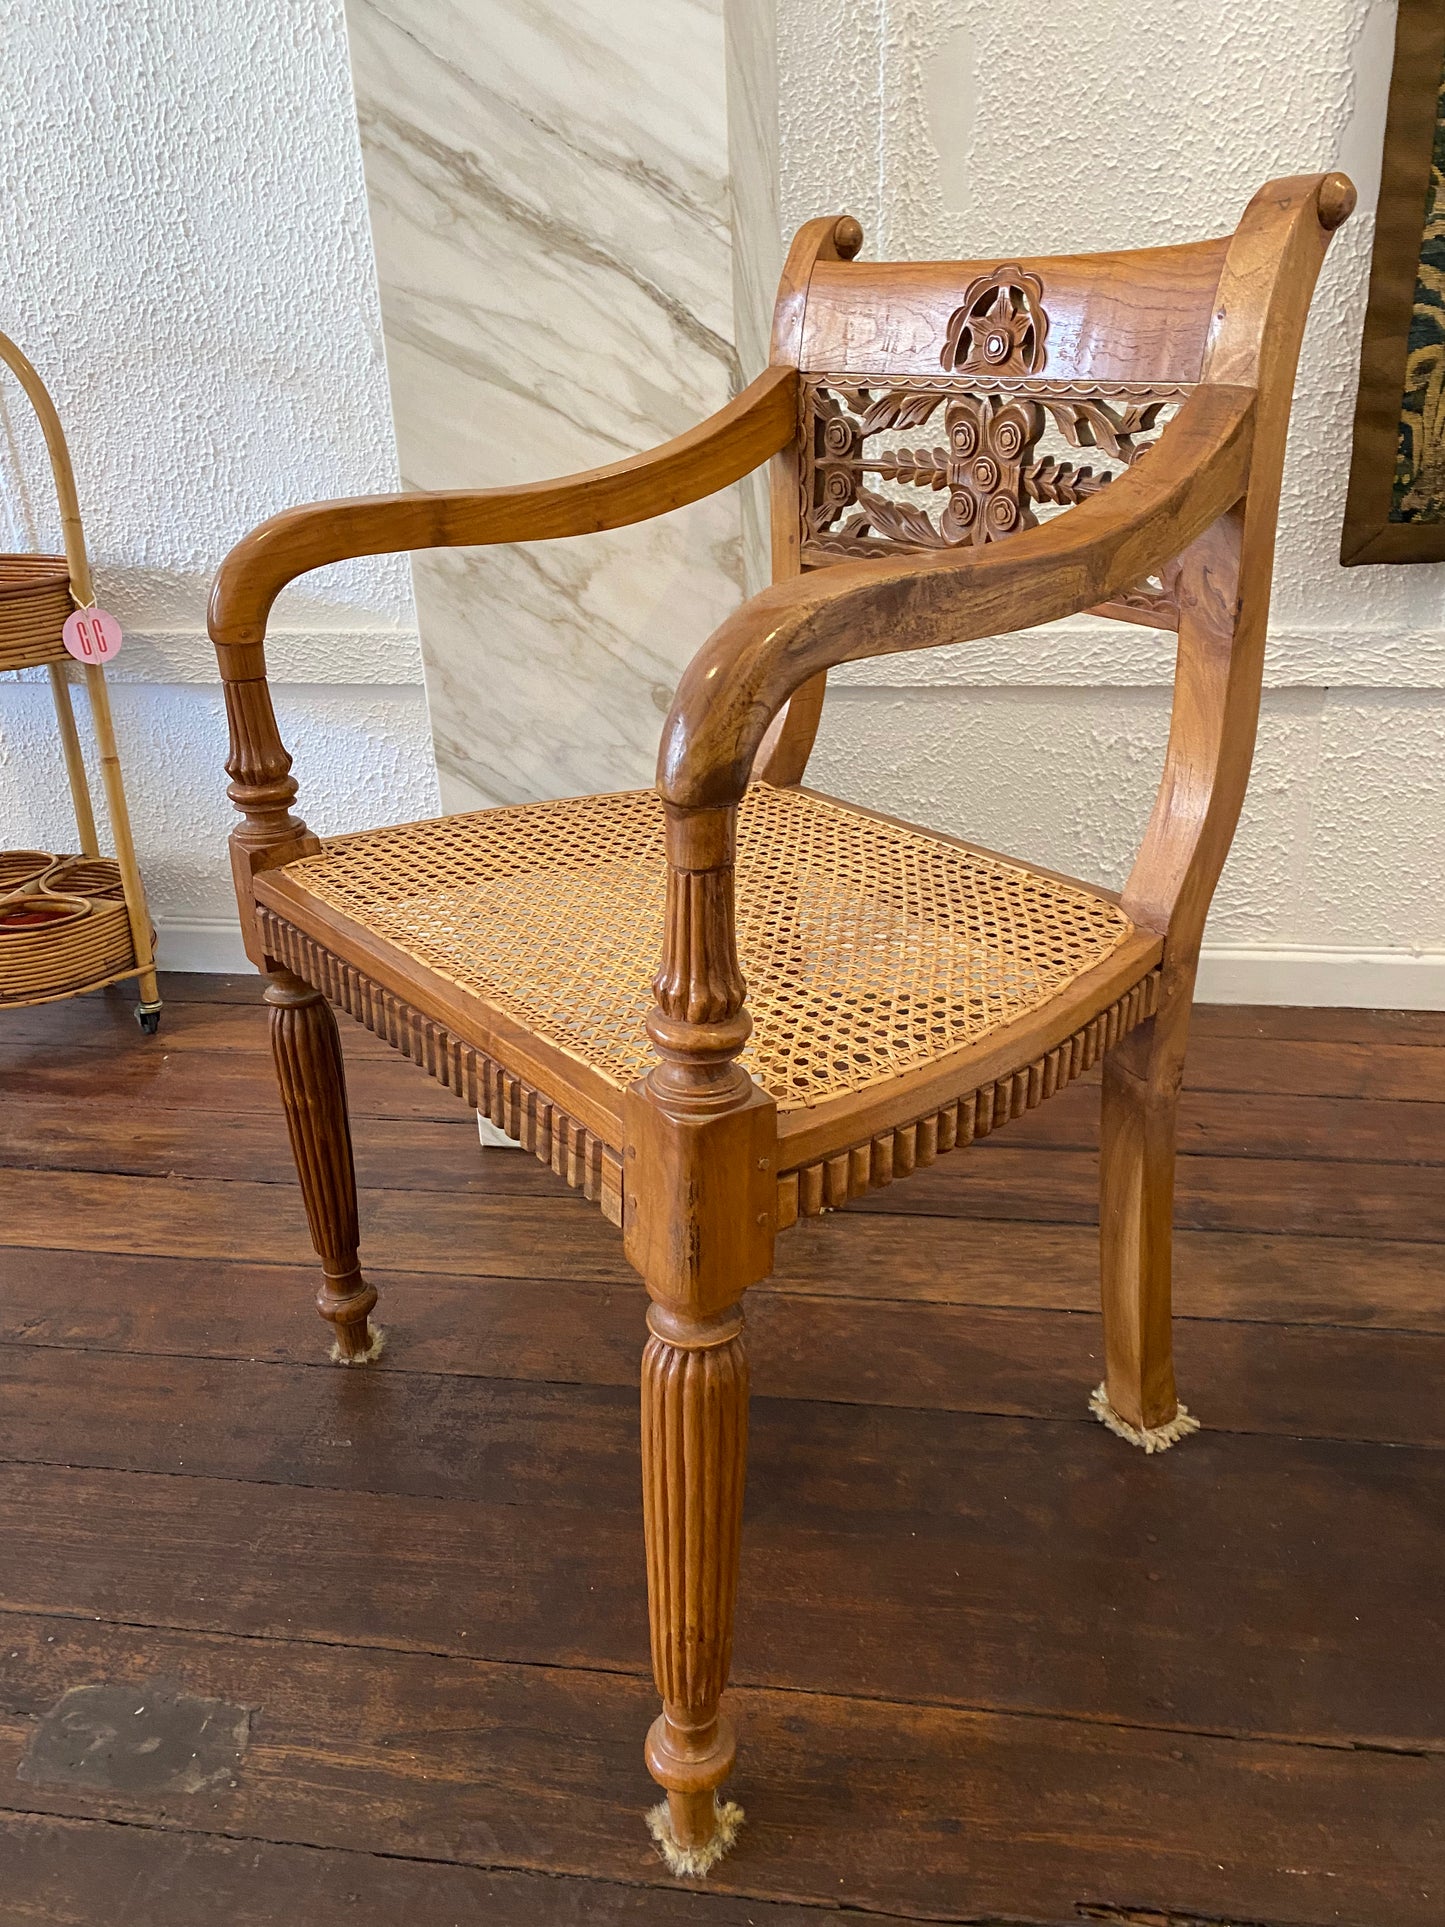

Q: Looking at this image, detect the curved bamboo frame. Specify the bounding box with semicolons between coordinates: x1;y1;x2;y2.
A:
0;328;159;1017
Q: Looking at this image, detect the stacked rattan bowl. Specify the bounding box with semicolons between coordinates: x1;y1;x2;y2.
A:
0;553;72;671
0;851;142;1006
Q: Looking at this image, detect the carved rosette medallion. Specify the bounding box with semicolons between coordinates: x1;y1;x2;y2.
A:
942;265;1050;378
799;264;1191;624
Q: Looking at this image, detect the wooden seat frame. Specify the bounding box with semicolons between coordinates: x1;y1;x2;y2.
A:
210;172;1353;1872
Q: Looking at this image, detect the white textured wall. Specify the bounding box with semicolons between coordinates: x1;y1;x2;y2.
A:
780;0;1445;1001
3;1;1438;1003
0;0;438;964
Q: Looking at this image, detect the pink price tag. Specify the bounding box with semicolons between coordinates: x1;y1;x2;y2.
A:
62;607;123;664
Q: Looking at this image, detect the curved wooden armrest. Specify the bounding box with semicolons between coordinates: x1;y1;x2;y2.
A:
208;366;798;664
658;383;1256;811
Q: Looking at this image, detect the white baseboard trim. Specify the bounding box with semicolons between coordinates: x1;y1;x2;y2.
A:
1195;945;1445;1008
158;918;1445;1011
155;918;252;974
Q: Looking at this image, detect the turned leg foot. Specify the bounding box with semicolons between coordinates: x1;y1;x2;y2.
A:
322;1269;383;1365
1096;1014;1198;1451
640;1302;748;1875
665;1784;729;1850
266;970;382;1364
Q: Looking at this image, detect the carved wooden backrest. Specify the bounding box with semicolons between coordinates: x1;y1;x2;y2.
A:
777;236;1234;632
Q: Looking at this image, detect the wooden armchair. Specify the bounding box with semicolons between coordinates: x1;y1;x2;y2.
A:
210;172;1353;1875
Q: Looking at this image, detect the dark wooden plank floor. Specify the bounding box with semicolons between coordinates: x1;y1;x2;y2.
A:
1;977;1442;1925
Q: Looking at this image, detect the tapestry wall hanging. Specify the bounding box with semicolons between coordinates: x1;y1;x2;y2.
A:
1341;0;1445;564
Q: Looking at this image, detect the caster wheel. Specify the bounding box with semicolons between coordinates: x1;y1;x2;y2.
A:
136;1005;162;1035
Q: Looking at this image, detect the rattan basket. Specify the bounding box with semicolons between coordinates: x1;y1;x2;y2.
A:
0;552;72;672
0;329;161;1025
0;855;147;1006
0;850;57;894
45;854;129;899
0;898;137;1003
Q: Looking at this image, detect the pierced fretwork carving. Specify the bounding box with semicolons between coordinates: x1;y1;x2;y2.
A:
805;260;1186;624
941;264;1050;377
802;370;1192;628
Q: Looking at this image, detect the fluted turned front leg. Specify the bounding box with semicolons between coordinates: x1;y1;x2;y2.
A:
642;1300;749;1872
265;970;381;1364
624;801;776;1874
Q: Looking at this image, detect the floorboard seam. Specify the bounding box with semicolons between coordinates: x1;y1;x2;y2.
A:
6;1212;1443;1248
0;1395;1439;1453
0;1605;1437;1762
0;1804;1004;1923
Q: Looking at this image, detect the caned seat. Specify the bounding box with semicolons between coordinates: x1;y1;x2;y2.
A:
265;784;1146;1103
212;173;1353;1875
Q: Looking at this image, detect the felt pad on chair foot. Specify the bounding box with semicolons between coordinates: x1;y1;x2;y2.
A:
330;1325;386;1366
646;1797;744;1877
1089;1381;1200;1452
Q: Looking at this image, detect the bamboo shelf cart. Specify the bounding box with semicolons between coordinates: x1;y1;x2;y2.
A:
0;330;160;1030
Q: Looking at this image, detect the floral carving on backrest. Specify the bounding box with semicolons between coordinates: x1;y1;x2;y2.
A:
941;396;1043;544
941;265;1049;378
800;266;1192;626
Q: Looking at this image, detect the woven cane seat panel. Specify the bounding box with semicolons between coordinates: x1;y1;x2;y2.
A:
283;785;1134;1111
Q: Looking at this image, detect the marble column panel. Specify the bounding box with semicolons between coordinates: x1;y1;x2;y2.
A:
345;0;758;809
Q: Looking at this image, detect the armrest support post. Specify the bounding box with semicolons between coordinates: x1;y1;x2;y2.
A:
221;665;319;965
625;801;776;1318
645;805;752;1113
